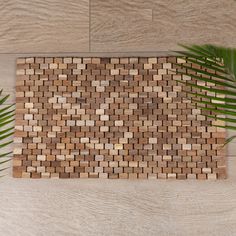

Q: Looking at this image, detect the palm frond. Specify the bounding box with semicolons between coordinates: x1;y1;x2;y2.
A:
176;44;236;145
0;90;14;176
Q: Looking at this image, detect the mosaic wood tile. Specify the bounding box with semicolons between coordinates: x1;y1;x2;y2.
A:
13;57;226;179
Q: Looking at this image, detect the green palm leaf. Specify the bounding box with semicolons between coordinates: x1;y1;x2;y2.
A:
0;90;14;176
176;44;236;145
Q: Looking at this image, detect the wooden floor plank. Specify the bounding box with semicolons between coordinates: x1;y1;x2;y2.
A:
0;0;89;53
0;178;236;236
91;0;236;52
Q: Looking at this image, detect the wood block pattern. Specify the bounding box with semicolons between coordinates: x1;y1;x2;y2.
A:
13;57;226;179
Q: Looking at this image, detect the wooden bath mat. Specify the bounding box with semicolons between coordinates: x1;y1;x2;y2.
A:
13;57;226;179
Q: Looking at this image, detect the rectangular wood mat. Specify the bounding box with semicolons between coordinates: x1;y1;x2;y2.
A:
13;57;226;179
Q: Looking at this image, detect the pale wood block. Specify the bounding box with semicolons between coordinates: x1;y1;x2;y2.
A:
80;173;89;178
100;115;109;121
148;58;157;64
100;126;109;132
119;161;128;167
163;156;172;161
73;69;82;75
109;150;118;155
22;172;31;178
25;69;34;75
25;91;34;97
183;144;192;150
163;144;171;150
119;138;128;144
144;64;152;69
124;132;133;138
37;155;46;161
129;69;138;75
202;168;212;174
114;144;123;150
41;173;50;179
99;173;108;178
144;86;153;92
100;103;109;109
100;80;109;86
129;161;138;167
96;109;104;115
16;69;25;75
49;63;58;69
14;137;22;144
111;69;119;75
177;58;186;63
65;167;74;173
86;120;95;126
27;166;36;172
95;144;104;150
37;166;45;173
77;64;86;70
24;114;33;120
81;137;89;143
96;86;105;92
208;174;217;180
158;69;166;75
38;143;46;150
139;162;147;168
153;75;162;80
47;132;56;138
77;120;85;126
187;174;197;179
70;161;79;167
129;103;137;109
56;155;65;161
109;161;118;168
13;159;22;167
85;143;94;149
158;173;167;179
33;126;42;132
100;161;109;167
163;63;172;69
115;120;123;126
95;155;104;161
66;155;74;161
67;120;76;126
56;143;65;149
149;138;157;144
168;173;177;179
51;173;59;179
25;103;34;109
24;126;32;132
13;148;22;155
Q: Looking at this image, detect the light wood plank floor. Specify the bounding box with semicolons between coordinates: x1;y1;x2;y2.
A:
0;0;235;52
1;178;236;236
0;1;236;235
91;0;236;52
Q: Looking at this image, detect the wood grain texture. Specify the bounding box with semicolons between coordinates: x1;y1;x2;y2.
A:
91;0;236;52
0;0;89;53
1;177;236;236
